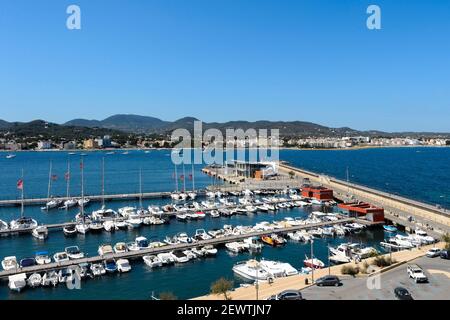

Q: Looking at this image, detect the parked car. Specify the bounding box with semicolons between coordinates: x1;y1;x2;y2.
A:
426;248;441;258
407;264;428;283
267;290;303;300
440;250;450;260
394;287;414;300
315;275;341;287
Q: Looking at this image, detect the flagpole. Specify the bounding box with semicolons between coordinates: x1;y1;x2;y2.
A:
66;158;71;203
21;169;24;218
47;160;52;201
102;157;105;208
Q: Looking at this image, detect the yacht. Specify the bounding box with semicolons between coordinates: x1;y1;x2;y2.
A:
61;198;78;210
128;236;149;251
32;226;48;240
126;214;143;228
78;198;90;208
53;252;69;263
183;249;198;260
2;256;18;270
10;217;38;231
117;259;131;273
27;273;42;288
143;255;163;268
210;210;220;218
259;260;298;277
63;224;77;236
115;220;129;230
114;242;128;254
188;192;197;200
98;244;114;256
192;247;206;257
176;214;187;222
103;220;117;232
35;251;52;265
170;250;190;263
76;222;90;234
103;259;118;273
41;271;59;287
90;263;106;276
65;246;85;259
8;273;27;292
232;260;272;281
194;229;212;241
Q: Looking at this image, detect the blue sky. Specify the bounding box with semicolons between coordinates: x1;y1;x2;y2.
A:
1;0;449;132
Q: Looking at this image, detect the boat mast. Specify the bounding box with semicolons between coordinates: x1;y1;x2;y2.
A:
20;168;24;218
47;160;53;199
66;158;71;200
174;164;178;192
191;163;195;192
81;157;85;220
102;157;105;207
182;163;186;192
139;167;143;208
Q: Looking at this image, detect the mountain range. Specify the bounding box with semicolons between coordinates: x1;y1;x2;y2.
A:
0;114;449;138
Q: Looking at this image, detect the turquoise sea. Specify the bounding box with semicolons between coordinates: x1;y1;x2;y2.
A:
0;147;448;300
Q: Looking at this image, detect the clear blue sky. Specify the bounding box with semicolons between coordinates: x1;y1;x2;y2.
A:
1;0;449;132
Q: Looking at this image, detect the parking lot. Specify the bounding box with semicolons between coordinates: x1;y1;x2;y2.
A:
300;256;450;300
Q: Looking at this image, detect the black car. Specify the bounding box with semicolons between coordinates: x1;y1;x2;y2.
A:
440;250;450;259
315;275;341;287
268;290;303;300
394;287;414;300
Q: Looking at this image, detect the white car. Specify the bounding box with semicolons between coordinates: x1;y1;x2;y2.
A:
407;264;428;283
426;248;441;258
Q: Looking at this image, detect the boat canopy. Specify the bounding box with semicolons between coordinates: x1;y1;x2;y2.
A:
35;251;49;256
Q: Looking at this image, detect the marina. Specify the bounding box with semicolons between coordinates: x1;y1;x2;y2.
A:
0;148;448;299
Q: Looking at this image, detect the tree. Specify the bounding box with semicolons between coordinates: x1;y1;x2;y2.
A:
159;292;177;300
442;233;450;250
288;171;295;179
210;277;234;300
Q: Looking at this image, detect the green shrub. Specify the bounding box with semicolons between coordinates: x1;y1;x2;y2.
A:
341;265;359;276
372;255;395;267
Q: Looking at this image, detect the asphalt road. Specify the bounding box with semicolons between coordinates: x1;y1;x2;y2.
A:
300;256;450;300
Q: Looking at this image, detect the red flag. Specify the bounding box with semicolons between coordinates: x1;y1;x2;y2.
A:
179;175;184;181
51;174;58;181
188;174;193;180
17;179;23;190
80;162;84;169
65;172;70;180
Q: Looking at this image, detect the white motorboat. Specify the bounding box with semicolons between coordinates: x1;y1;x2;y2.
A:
225;242;244;253
208;228;226;238
128;236;149;251
242;237;263;251
143;255;163;268
321;226;335;237
8;273;27;292
98;244;114;256
53;252;69;263
170;250;190;263
61;198;78;210
41;271;59;287
27;273;42;288
188;192;197;200
90;263;106;276
103;220;117;232
171;192;181;200
114;242;128;254
176;232;195;244
89;220;104;233
115;220;129;230
118;206;137;218
259;260;298;277
2;256;18;270
183;249;197;260
63;224;77;236
58;268;74;283
6;154;16;159
209;210;220;218
157;252;175;265
76;222;90;234
35;251;52;265
202;245;218;256
192;247;206;257
78;198;90;207
303;255;325;269
10;217;38;231
127;214;143;228
41;198;61;211
117;259;131;273
194;229;212;241
65;246;85;259
32;226;48;240
232;260;272;281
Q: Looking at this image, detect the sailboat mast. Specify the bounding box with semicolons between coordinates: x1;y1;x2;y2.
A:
174;164;178;192
182;164;186;192
66;158;71;199
191;163;195;192
21;168;24;217
81;157;84;217
139;167;143;208
102;157;105;207
47;160;52;199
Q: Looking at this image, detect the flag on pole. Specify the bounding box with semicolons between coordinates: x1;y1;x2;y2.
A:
180;175;184;181
17;179;23;190
51;174;58;181
188;174;193;180
65;172;70;180
80;161;84;169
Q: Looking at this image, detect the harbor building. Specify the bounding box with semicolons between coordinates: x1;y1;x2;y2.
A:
301;186;334;201
338;202;385;222
231;161;278;179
